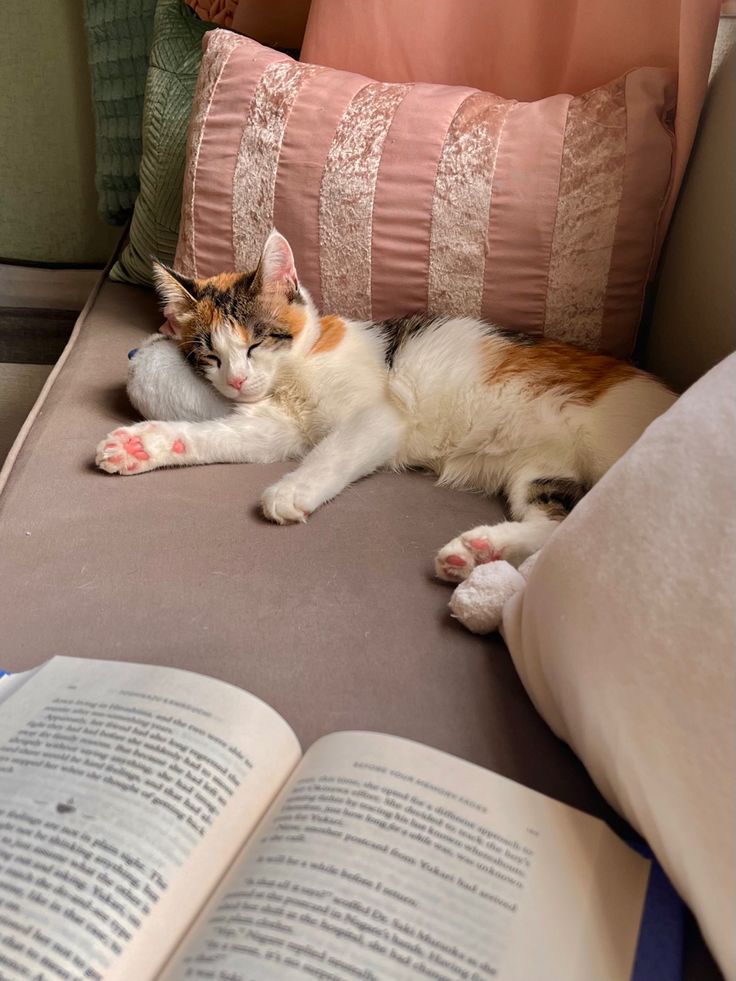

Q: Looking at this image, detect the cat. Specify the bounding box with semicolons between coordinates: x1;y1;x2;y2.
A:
96;229;676;581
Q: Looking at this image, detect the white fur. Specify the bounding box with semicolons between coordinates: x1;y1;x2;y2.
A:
127;335;230;421
98;234;677;573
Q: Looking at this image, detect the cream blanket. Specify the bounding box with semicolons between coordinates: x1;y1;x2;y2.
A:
503;353;736;977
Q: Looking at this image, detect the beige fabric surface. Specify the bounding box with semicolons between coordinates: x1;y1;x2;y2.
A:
0;277;727;977
503;354;736;978
0;0;119;263
0;278;610;817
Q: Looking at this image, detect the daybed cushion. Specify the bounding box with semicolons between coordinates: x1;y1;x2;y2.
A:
0;275;587;804
503;353;736;978
0;273;725;979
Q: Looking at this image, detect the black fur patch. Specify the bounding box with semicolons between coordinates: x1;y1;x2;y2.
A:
201;275;255;321
527;477;588;519
199;274;304;326
184;345;206;376
488;326;540;346
369;314;444;367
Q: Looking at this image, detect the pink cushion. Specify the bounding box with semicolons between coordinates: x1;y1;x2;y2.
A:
175;31;675;355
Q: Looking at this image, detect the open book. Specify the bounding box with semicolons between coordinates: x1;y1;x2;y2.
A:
0;657;650;981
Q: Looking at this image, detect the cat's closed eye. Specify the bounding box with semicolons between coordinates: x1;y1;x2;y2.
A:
247;342;262;356
205;353;221;368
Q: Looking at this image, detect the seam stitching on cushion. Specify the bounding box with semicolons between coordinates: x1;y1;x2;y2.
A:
425;91;474;314
479;100;516;320
272;65;330;308
599;76;632;354
365;84;413;320
317;79;399;318
232;59;321;273
541;98;571;337
315;80;375;311
643;74;677;282
269;66;326;227
190;41;239;278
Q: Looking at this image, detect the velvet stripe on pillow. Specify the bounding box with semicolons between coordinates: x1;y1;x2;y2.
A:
176;32;675;355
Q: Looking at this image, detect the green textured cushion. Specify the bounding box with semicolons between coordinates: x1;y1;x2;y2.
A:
84;0;157;225
110;0;213;285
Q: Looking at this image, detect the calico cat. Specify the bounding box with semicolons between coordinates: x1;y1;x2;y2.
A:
96;230;675;581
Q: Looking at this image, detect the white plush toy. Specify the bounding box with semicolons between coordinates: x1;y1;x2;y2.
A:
126;334;231;422
127;334;538;635
449;552;539;634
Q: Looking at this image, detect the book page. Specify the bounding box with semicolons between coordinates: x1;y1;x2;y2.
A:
165;731;649;981
0;656;301;981
0;665;44;707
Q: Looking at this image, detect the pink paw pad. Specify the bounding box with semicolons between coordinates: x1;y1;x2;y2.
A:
445;554;467;568
171;439;186;454
123;435;149;461
467;538;504;562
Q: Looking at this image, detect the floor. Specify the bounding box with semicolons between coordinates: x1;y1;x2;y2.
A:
0;264;99;465
0;363;54;463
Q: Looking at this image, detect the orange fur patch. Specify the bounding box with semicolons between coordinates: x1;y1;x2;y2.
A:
195;300;232;338
196;298;217;322
483;335;639;402
278;304;308;338
198;271;241;291
312;315;346;355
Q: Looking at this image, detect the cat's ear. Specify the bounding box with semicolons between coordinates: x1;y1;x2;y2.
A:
151;260;199;335
254;229;299;302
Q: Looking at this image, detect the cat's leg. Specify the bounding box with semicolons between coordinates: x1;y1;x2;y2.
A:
96;406;305;475
436;473;586;581
262;404;404;524
436;516;556;581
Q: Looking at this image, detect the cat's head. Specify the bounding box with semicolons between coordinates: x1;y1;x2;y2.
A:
152;230;309;404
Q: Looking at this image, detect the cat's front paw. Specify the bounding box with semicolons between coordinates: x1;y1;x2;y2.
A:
435;527;506;582
96;423;184;475
261;478;317;524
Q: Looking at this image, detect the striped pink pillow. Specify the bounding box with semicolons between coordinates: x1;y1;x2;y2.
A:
176;31;675;356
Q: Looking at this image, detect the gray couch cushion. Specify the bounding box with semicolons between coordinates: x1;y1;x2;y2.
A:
0;277;605;806
0;276;725;977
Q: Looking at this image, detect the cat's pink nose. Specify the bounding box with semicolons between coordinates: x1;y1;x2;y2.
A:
228;376;246;391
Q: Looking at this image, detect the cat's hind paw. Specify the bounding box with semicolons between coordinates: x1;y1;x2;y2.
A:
435;527;506;582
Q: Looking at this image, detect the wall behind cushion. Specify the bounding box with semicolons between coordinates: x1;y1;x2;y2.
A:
175;32;675;356
0;0;119;264
301;0;721;253
644;25;736;390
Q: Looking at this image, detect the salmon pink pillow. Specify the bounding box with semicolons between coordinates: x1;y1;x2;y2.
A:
175;31;675;356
